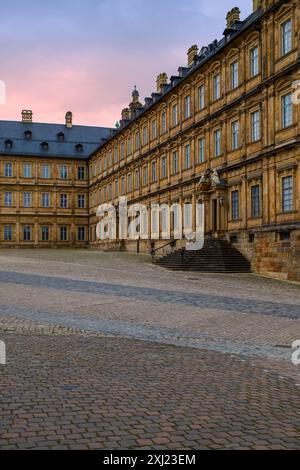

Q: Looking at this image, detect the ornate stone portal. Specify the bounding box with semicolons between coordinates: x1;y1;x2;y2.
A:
197;169;227;237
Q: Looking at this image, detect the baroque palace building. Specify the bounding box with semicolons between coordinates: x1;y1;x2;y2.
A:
1;0;300;281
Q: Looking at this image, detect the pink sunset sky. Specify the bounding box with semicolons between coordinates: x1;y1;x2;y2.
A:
0;0;252;128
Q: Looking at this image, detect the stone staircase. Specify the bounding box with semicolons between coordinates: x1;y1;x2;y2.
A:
154;238;251;273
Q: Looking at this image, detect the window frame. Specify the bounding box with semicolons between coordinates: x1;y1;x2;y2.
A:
231;190;240;221
281;18;292;57
282;175;293;213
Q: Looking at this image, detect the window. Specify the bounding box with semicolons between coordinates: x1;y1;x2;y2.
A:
251;111;260;142
161;206;169;234
78;227;85;242
23;226;31;242
127;136;132;155
184;203;192;230
115;179;118;197
213;74;221;100
151;120;157;140
231;61;239;89
184;144;191;169
108;151;112;167
41;226;49;242
23;192;32;208
127;173;132;192
279;231;291;241
172;151;179;174
4;163;12;177
5;140;13;150
108;184;112;200
161;111;167;133
120;142;125;160
103;157;107;171
231;191;239;220
60;165;68;179
151;161;157;182
135;169;140;190
282;93;293;128
161;156;167;179
142;126;148;145
198;85;205;110
250;46;259;77
231;121;239;150
23;164;32;178
251;185;260;218
121;177;125;195
214;129;221;157
24;130;32;140
184;95;191;119
282;176;293;212
78;166;85;180
41;142;49;150
42;164;50;179
60;226;68;241
143;166;148;186
135;132;140;150
42;193;50;208
198;138;205;163
4;192;12;207
4;226;13;241
281;19;292;56
60;194;68;208
78;194;85;209
114;146;118;163
172;104;178;126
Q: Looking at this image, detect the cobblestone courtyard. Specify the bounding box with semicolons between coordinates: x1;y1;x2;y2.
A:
0;249;300;449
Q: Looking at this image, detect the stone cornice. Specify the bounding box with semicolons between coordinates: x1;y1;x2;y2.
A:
90;58;300;190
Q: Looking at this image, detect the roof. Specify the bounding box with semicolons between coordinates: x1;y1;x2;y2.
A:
91;7;264;157
0;121;113;159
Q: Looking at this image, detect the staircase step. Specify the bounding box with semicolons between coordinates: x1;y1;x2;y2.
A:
154;238;251;273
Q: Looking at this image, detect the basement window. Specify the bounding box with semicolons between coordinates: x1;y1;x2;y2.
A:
230;235;238;244
248;233;255;243
279;231;291;241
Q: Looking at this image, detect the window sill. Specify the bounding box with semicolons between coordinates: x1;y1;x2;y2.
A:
278;210;297;215
276;48;296;63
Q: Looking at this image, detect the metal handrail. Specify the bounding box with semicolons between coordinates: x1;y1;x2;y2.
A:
151;239;177;261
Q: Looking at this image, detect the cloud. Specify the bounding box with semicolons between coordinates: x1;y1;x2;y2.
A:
0;0;253;126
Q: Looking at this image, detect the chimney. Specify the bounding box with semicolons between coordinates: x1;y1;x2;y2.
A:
156;73;168;93
226;7;240;29
22;110;33;123
65;111;73;128
187;45;198;67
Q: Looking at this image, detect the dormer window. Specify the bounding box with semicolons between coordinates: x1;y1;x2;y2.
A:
41;141;49;151
57;132;65;142
75;143;83;153
5;139;13;149
24;130;32;140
